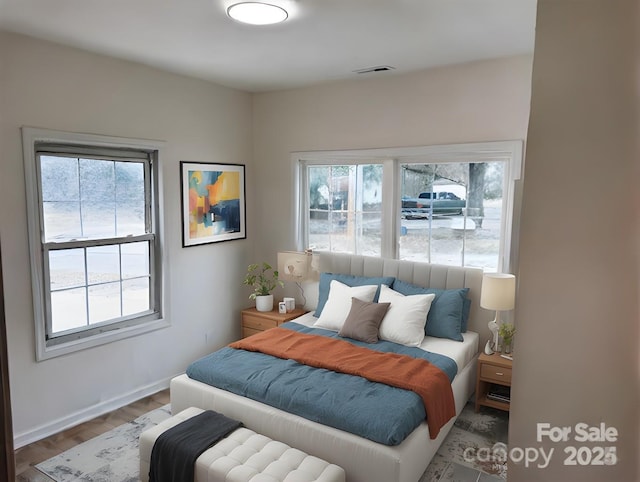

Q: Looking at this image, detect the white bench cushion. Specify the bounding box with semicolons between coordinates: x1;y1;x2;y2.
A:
140;407;345;482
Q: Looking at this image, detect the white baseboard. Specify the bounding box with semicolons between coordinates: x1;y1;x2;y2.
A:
13;375;179;449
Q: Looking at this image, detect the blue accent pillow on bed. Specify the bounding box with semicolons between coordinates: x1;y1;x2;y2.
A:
315;273;395;318
391;279;470;342
462;298;471;332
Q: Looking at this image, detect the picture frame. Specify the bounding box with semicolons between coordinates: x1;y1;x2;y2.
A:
180;161;246;247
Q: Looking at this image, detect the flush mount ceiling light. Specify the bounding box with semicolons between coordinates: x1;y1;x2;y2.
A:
227;2;288;25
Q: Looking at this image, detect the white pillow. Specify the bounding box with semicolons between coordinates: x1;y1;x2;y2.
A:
378;285;436;347
314;280;378;331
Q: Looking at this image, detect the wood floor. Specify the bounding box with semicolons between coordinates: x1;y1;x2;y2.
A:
14;389;170;481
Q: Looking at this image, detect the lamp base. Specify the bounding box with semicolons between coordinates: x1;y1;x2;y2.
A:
484;339;495;355
485;317;499;355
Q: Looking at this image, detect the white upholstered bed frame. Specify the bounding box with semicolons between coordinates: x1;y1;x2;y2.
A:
171;253;490;482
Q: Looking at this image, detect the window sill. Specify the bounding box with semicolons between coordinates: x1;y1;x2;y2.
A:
36;317;170;361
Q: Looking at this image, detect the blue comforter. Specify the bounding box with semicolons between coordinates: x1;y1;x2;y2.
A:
186;322;457;446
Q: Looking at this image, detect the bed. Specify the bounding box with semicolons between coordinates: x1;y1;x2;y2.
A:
170;252;490;482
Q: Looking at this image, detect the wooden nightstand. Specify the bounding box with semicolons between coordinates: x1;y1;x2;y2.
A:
241;307;306;338
475;352;512;413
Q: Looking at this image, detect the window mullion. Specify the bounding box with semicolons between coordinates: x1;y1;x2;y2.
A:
36;146;150;162
112;161;118;237
380;159;396;259
83;246;89;329
148;239;155;316
118;244;124;318
297;161;310;251
42;245;54;338
144;159;152;234
77;158;84;238
44;234;154;251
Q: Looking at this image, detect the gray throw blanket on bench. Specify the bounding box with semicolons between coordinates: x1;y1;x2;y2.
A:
149;410;242;482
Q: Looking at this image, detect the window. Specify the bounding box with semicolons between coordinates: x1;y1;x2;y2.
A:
307;164;383;256
399;161;506;269
297;141;522;272
22;128;166;360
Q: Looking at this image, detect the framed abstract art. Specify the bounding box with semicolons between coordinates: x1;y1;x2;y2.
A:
180;161;246;247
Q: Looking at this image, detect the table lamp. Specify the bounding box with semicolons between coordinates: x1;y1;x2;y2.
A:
277;250;318;306
278;251;311;281
480;273;516;355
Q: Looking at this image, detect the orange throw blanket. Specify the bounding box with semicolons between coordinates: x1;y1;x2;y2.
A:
229;327;455;439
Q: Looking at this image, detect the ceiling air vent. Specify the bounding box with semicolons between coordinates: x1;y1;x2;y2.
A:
353;65;396;74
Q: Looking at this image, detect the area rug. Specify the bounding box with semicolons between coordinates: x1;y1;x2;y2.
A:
36;405;171;482
36;402;507;481
420;402;509;481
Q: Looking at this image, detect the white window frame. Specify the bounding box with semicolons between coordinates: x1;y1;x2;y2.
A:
293;140;523;272
22;127;169;361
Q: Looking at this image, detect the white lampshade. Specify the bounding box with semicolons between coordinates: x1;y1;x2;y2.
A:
480;273;516;311
277;251;310;281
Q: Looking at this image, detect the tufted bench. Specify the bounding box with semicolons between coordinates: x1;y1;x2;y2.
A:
139;407;345;482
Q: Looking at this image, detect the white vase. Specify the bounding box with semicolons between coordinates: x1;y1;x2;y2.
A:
255;294;274;312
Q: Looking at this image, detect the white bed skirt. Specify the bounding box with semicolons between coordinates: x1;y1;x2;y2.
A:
170;355;477;482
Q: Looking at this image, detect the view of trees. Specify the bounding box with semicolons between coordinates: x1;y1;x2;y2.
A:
309;164;383;214
40;156;146;241
306;160;506;270
310;162;503;215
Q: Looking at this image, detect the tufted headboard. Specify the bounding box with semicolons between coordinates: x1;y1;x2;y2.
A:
306;252;492;349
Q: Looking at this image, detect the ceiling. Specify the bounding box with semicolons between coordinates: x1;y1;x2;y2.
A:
0;0;538;92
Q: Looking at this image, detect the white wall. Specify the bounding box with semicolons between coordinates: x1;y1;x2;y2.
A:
251;55;533;264
0;32;254;445
510;1;639;481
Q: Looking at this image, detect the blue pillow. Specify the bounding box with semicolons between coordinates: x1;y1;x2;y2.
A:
391;279;470;342
315;273;395;318
462;298;471;332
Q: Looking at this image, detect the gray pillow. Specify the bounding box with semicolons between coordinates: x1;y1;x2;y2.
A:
338;297;391;343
